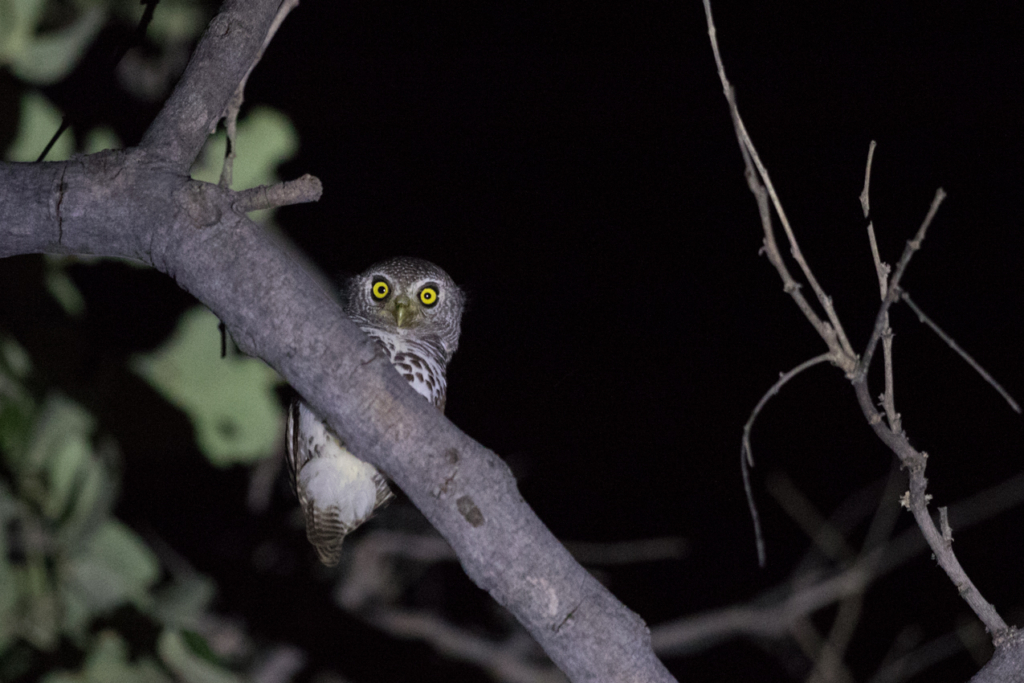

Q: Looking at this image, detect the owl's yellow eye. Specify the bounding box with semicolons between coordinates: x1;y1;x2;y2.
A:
371;280;390;300
419;286;439;307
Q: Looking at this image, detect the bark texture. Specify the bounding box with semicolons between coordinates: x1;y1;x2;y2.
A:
0;1;674;681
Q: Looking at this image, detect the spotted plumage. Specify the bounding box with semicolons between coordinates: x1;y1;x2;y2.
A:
286;257;465;565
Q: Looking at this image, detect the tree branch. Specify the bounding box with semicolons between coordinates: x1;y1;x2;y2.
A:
0;1;674;681
701;0;1021;675
139;0;282;170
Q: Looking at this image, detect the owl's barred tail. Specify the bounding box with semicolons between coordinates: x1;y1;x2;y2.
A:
303;473;395;567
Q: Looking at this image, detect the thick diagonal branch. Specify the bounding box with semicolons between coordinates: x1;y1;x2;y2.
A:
0;1;675;680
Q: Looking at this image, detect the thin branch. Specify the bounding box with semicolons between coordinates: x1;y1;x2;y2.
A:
337;529;681;682
219;0;299;188
855;188;945;381
366;609;566;683
770;469;902;682
37;0;162;162
859;140;877;220
702;0;857;369
791;615;858;683
853;380;1010;639
868;631;976;683
900;291;1021;413
866;222;889;298
140;0;284;169
742;353;834;567
232;174;323;213
651;470;1024;657
766;472;855;563
862;143;900;433
704;0;1013;651
850;189;1010;639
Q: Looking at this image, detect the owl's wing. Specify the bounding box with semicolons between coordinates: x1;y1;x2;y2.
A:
286;400;394;566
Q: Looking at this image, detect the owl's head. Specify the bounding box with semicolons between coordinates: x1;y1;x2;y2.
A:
345;257;465;355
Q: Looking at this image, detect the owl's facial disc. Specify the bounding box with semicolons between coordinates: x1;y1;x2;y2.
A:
391;294;416;327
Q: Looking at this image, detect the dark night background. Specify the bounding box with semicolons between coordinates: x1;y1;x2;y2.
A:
1;1;1021;681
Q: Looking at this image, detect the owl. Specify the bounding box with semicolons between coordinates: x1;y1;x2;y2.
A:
286;257;465;566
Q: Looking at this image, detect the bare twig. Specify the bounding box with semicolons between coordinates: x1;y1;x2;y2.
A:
868;631;978;683
849;189;1010;639
703;0;1013;651
366;609;566;683
861;142;901;433
220;0;300;188
651;470;1024;657
766;472;855;563
771;469;903;681
900;291;1021;413
856;189;945;381
852;379;1009;639
702;0;857;373
859;140;877;220
232;174;323;213
742;353;834;567
704;0;856;378
336;529;681;683
792;614;858;683
939;506;953;544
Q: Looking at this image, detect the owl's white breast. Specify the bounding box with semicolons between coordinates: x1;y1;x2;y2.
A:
293;403;383;524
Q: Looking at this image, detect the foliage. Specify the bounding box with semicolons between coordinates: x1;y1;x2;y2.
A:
0;338;261;682
131;306;285;467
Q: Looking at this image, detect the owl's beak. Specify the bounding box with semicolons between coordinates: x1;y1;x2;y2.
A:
392;295;414;327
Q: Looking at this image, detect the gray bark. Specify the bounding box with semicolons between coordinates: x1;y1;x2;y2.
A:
0;0;674;681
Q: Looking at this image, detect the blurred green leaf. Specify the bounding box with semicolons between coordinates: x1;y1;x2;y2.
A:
82;125;122;154
43;423;93;521
0;332;266;681
139;0;208;44
0;508;18;651
20;557;61;650
0;337;34;460
151;571;217;631
0;0;48;65
8;5;106;85
131;306;284;466
4;90;74;162
44;263;87;318
0;335;32;379
158;629;243;683
61;519;160;635
19;395;94;503
41;630;174;683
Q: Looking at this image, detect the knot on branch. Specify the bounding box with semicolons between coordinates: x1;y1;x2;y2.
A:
178;181;224;228
456;495;485;527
